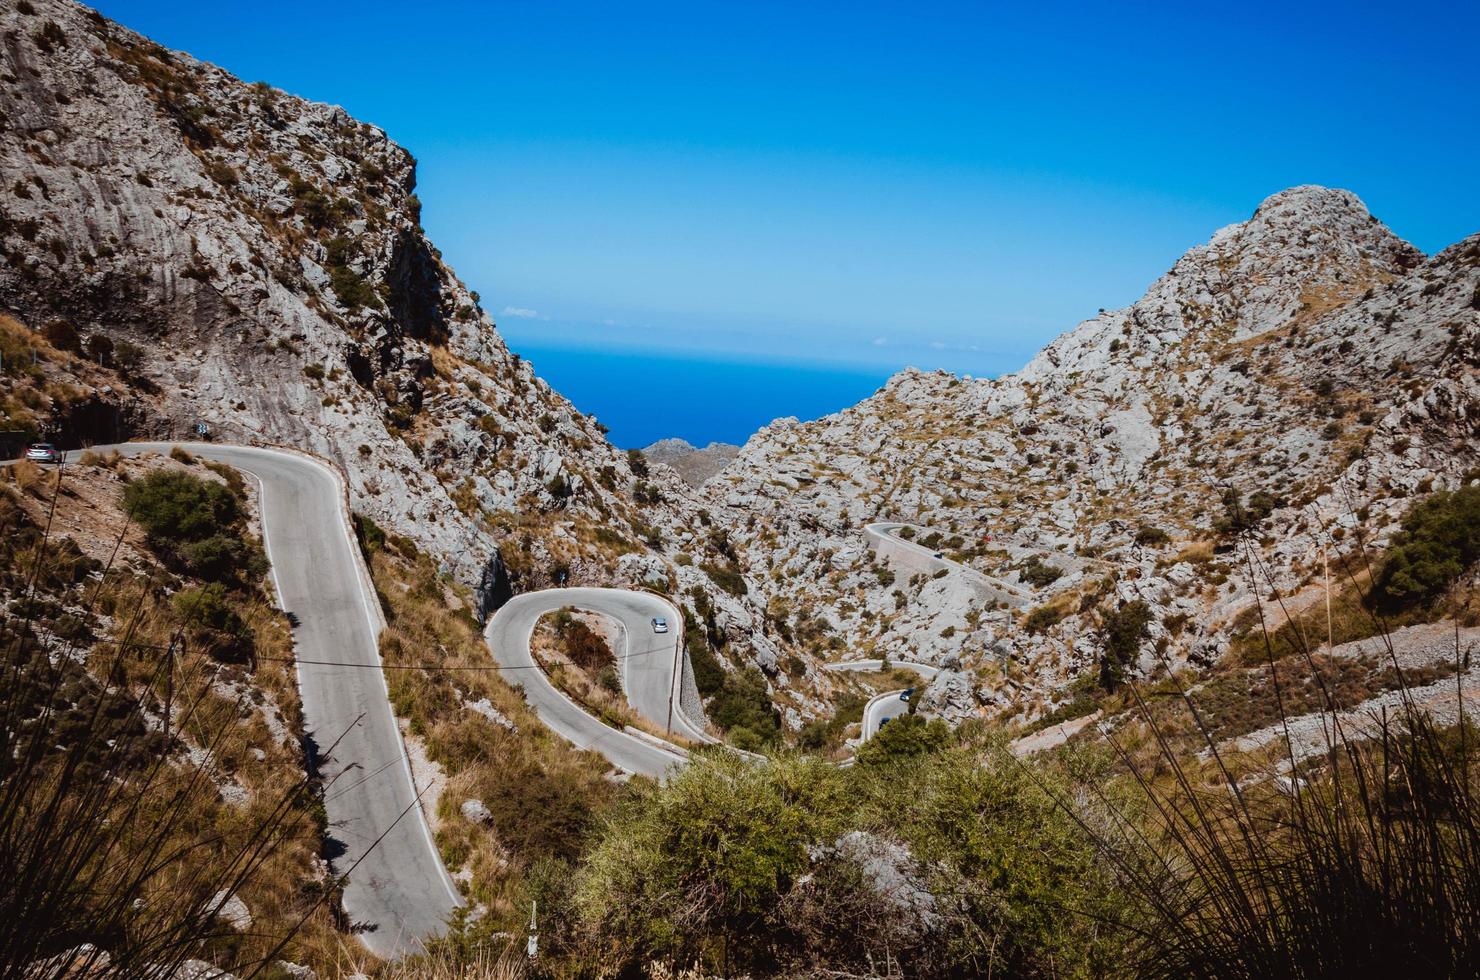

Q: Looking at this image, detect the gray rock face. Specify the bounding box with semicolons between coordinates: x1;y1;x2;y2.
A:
460;798;494;826
170;961;237;980
805;831;938;935
6;2;1477;739
209;891;252;931
916;668;981;725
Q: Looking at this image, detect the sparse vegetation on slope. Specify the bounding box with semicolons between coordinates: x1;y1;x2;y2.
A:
0;453;361;978
1371;484;1480;611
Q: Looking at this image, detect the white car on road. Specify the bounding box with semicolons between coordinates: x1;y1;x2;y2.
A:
651;617;669;634
25;443;62;464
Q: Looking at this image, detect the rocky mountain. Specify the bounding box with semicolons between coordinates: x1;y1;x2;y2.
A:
0;0;697;611
641;437;740;486
704;186;1480;724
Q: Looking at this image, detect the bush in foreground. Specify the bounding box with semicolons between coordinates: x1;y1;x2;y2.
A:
569;742;1123;978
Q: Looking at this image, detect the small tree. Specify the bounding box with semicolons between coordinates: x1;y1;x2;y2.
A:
43;318;81;352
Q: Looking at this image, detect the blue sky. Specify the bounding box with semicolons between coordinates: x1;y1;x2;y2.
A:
98;0;1480;377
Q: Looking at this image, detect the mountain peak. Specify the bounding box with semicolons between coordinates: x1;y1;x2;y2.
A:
1252;184;1368;219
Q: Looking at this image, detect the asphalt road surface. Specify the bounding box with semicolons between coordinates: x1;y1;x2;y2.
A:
864;521;1031;608
483;587;699;778
61;443;459;958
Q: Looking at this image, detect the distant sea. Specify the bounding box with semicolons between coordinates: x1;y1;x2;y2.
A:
507;343;894;449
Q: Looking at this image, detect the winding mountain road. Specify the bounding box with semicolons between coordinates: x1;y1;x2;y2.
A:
823;660;941;738
483;588;707;779
60;443;459;958
25;448;996;952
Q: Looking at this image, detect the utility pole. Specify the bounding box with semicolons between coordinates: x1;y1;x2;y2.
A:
666;608;681;735
526;900;538;961
1324;546;1333;654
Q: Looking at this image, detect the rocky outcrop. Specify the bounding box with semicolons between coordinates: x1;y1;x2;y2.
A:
0;0;697;599
641;437;741;486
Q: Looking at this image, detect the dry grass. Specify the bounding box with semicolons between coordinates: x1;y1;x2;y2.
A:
5;458;51;496
530;611;699;748
77;448;121;468
379;945;526;979
366;537;622;930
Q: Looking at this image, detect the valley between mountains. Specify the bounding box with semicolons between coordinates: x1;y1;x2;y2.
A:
2;1;1479;977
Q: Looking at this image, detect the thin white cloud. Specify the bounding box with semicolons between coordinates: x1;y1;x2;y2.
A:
501;306;542;319
871;336;889;346
928;340;946;350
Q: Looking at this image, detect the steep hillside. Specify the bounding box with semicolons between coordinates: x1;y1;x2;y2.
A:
710;186;1480;724
0;0;695;609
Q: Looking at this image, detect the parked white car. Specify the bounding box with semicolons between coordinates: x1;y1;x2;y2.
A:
25;443;62;464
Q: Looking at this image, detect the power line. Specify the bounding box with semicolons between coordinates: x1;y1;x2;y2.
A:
74;635;674;673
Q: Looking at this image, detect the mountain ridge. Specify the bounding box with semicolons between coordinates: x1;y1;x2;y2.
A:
705;185;1478;724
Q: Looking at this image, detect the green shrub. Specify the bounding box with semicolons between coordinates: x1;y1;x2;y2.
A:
707;666;778;743
177;533;262;582
701;561;747;597
124;470;239;544
352;512;386;558
1134;525;1170;547
172;582;253;662
1213;488;1280;536
42;318;80;352
572;743;1123;977
1370;484;1480;610
328;264;379;310
573;753;848;970
1098;599;1153;690
850;744;1125;976
551;610;614;673
122;470;262;582
1019;556;1063;588
853;713;950;766
685;630;725;695
114;339;145;372
1024;604;1064;634
798;692;867;751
